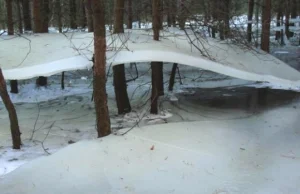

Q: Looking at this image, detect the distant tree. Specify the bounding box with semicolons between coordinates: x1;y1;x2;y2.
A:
54;0;62;33
113;0;131;114
16;0;23;34
80;0;87;29
5;0;13;35
247;0;255;42
33;0;48;86
127;0;133;29
85;0;94;32
0;68;22;149
69;0;77;29
5;0;19;93
92;0;111;137
261;0;271;53
22;0;32;31
151;0;164;114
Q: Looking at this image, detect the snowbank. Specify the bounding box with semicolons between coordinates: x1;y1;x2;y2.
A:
1;112;300;194
1;29;300;89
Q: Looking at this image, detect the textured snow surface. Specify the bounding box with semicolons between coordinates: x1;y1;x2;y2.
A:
1;109;300;194
1;29;300;89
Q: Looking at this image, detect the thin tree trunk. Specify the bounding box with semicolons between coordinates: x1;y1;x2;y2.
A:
0;69;21;149
166;0;171;27
127;0;133;29
10;80;18;94
179;0;186;30
168;63;178;91
285;0;291;39
247;0;255;42
113;0;131;114
275;9;282;41
85;0;94;32
151;0;164;114
55;0;62;33
223;0;230;39
92;0;111;137
171;0;177;27
16;0;23;34
22;0;32;31
33;0;43;33
42;0;49;33
69;0;77;29
61;72;65;90
290;0;297;37
5;0;14;35
261;0;271;53
81;0;87;29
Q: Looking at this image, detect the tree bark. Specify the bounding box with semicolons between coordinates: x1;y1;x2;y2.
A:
33;0;43;33
85;0;94;32
247;0;255;42
275;8;282;41
69;0;77;29
166;0;172;27
55;0;62;33
16;0;23;34
22;0;32;31
42;0;49;33
113;0;132;115
10;80;18;94
285;0;291;39
168;63;178;91
80;0;87;29
151;0;164;114
5;0;14;35
92;0;111;137
261;0;271;53
0;69;21;149
179;0;186;30
127;0;133;29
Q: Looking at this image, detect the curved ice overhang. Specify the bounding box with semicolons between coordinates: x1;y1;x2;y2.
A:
1;30;300;90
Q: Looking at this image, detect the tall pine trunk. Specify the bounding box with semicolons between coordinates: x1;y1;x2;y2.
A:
42;0;49;33
5;0;14;35
113;0;131;115
92;0;111;137
275;8;282;41
127;0;133;29
22;0;32;31
33;0;43;32
70;0;77;29
247;0;254;42
285;0;291;39
85;0;94;32
80;0;87;29
261;0;271;53
151;0;164;114
55;0;62;33
0;69;21;149
16;0;23;34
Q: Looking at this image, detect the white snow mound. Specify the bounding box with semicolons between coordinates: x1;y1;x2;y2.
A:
1;113;300;194
1;29;300;89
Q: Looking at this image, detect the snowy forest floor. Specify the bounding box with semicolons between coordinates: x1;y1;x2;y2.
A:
0;44;300;179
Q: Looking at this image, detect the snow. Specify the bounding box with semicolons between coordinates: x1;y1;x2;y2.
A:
1;103;300;194
1;29;300;90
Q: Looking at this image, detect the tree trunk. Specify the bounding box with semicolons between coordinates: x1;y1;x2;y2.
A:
275;9;282;41
171;0;177;27
151;0;164;114
33;0;43;33
247;0;255;42
179;0;186;30
42;0;49;33
168;63;178;91
61;72;65;90
10;80;18;94
223;0;230;39
22;0;32;31
127;0;133;29
290;0;297;37
5;0;14;35
69;0;77;29
0;69;21;149
16;0;23;34
55;0;62;33
92;0;111;137
85;0;94;32
80;0;87;29
285;0;290;39
36;76;47;87
113;0;131;115
261;0;271;53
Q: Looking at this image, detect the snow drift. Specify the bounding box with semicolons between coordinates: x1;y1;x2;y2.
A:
1;109;300;194
1;29;300;90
